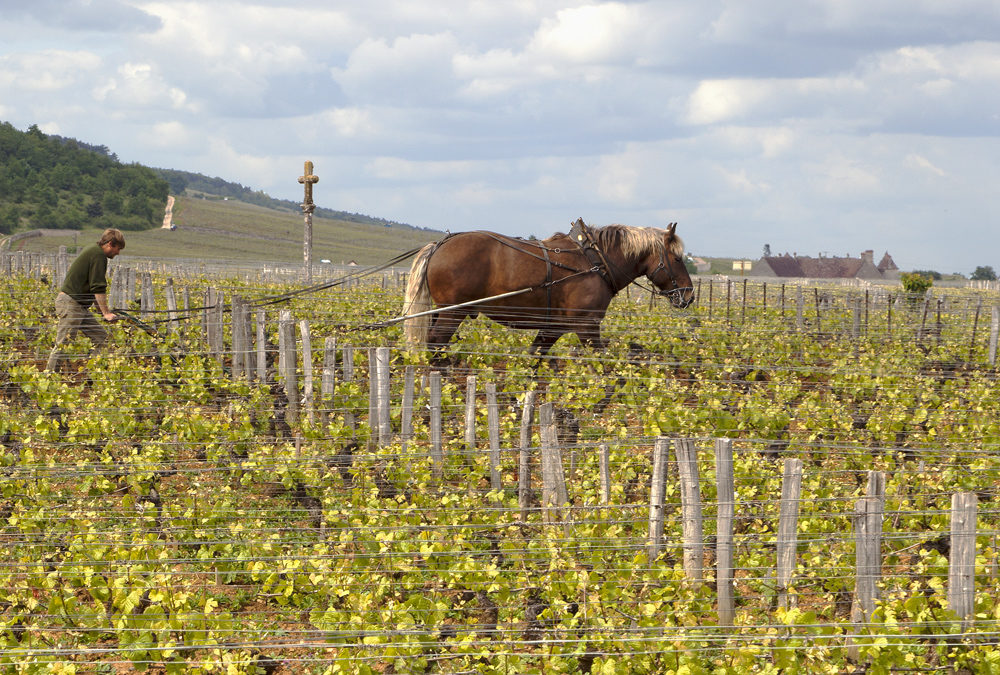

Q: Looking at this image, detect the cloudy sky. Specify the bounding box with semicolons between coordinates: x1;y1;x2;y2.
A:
2;1;999;273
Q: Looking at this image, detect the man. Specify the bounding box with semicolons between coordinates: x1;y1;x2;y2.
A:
45;228;125;372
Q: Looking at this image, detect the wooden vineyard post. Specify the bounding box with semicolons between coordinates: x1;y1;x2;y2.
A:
278;309;299;428
949;492;978;630
935;299;943;349
164;279;179;334
204;288;224;362
367;348;377;450
849;489;884;662
201;288;211;349
230;296;245;382
674;438;703;582
213;291;225;364
127;267;137;304
485;382;501;490
866;470;885;501
989;306;999;366
56;247;68;288
813;287;822;335
917;297;930;341
740;279;747;327
865;290;870;337
299;321;314;425
715;438;735;626
429;371;443;478
539;402;568;524
240;296;255;381
969;298;981;362
796;287;804;332
255;310;267;383
320;337;337;427
141;272;154;316
647;437;669;561
887;294;893;340
374;346;391;447
725;279;731;324
465;375;477;456
518;390;536;520
599;443;611;505
776;458;803;610
400;365;415;464
342;345;356;439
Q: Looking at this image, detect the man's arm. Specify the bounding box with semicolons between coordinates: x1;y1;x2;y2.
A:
94;293;117;322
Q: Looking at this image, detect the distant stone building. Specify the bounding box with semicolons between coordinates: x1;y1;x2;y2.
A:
751;250;900;281
688;256;711;274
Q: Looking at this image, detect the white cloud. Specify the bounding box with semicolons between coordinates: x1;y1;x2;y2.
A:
92;61;191;112
322;108;378;139
5;0;162;32
146;121;197;149
333;32;461;104
685;79;768;125
594;156;639;204
0;50;102;91
905;153;946;176
528;4;644;64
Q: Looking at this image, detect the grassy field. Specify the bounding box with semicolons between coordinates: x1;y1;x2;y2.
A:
14;194;444;265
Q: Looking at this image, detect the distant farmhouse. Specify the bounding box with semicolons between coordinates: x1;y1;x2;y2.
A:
751;250;900;281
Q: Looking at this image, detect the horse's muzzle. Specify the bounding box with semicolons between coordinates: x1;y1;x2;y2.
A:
662;286;695;308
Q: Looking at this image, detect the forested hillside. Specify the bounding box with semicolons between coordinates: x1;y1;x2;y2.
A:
0;122;169;234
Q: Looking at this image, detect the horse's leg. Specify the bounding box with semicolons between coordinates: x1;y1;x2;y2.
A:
528;329;562;357
528;330;566;374
427;309;469;364
576;322;608;352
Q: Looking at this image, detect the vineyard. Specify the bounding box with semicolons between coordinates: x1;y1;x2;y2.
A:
4;254;1000;674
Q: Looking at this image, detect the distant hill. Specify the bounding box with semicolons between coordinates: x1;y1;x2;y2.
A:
154;167;433;233
0;121;168;234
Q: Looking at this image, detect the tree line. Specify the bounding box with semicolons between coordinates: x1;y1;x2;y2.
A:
0;122;168;235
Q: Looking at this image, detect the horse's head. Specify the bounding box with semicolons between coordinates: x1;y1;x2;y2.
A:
647;222;695;308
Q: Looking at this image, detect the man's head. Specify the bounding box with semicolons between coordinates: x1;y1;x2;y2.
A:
98;228;125;259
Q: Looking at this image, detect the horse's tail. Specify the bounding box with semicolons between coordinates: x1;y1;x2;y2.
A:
402;242;436;347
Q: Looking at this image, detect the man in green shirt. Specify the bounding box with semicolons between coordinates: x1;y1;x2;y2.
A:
45;228;125;372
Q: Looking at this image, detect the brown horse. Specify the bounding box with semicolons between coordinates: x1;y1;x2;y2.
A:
402;218;694;356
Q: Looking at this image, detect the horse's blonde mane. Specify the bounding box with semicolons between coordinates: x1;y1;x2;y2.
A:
595;224;684;260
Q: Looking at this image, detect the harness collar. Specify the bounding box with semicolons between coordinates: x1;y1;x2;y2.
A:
569;218;616;289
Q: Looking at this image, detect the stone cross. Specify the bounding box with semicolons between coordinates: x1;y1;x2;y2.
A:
298;161;319;210
298;161;319;282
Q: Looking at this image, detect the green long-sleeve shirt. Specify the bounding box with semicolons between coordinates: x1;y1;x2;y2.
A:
60;244;109;308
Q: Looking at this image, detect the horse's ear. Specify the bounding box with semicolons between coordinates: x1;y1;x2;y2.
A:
666;222;677;236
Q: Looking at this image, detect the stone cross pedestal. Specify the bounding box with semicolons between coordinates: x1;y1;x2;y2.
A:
298;161;319;283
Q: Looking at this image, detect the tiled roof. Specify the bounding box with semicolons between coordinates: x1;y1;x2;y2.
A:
877;252;898;272
760;254;878;278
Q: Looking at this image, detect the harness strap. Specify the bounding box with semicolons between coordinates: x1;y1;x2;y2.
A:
569;218;616;290
541;245;552;317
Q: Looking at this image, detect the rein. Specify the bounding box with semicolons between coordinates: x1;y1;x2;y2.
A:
112;245;426;326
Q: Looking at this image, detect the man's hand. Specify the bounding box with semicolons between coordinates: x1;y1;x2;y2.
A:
95;294;115;322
